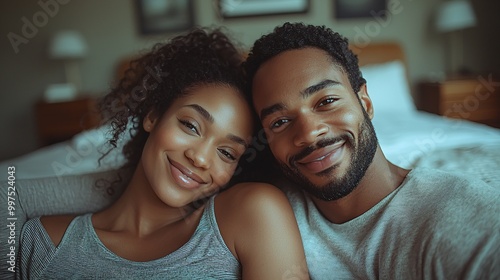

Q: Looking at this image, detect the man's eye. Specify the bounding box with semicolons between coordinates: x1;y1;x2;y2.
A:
319;97;336;107
218;149;236;161
271;119;289;128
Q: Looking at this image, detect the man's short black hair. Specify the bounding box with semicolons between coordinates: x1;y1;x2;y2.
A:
241;22;368;183
243;22;366;96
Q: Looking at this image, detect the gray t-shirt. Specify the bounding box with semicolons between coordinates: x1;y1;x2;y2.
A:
16;195;240;279
282;167;500;279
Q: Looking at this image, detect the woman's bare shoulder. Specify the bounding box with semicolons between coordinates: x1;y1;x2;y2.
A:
219;182;287;203
40;215;77;247
217;182;290;216
215;182;296;246
215;183;308;278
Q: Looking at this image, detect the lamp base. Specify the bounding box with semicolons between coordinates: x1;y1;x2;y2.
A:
44;83;77;102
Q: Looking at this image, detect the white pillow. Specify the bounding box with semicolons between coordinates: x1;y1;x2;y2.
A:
360;60;416;115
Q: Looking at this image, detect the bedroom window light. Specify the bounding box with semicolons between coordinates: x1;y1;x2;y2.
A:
435;0;477;78
45;30;88;102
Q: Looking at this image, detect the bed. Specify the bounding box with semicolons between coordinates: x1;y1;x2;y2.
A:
353;42;500;188
1;42;500;277
2;42;499;183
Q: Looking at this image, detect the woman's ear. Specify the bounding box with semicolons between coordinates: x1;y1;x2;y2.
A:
143;111;157;132
357;83;374;119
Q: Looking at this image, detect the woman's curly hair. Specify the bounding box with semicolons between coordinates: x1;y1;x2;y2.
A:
98;27;250;190
243;22;366;96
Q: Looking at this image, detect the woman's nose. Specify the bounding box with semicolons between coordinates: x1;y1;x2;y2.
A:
185;142;212;169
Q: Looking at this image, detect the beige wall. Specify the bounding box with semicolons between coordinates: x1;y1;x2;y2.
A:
0;0;498;160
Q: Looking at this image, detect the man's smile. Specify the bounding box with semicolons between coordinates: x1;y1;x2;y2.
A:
295;140;346;174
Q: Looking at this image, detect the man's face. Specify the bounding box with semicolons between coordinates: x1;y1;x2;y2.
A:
252;47;378;201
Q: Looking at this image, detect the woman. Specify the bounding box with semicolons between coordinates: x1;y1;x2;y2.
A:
17;27;308;279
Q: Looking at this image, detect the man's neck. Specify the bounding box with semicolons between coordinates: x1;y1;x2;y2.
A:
311;147;410;224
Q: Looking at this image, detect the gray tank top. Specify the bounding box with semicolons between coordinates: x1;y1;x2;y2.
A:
17;196;241;279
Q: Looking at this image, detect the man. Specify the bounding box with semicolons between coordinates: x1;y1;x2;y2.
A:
243;22;500;279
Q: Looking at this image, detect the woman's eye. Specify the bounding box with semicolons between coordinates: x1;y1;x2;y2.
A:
179;120;199;134
319;97;336;107
218;149;236;161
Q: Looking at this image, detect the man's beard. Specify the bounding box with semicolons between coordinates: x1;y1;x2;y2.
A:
278;111;378;201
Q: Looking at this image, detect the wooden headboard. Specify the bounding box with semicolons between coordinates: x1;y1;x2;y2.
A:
351;42;410;91
351;42;406;67
114;42;407;84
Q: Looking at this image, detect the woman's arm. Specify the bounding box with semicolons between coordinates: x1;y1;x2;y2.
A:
216;183;309;280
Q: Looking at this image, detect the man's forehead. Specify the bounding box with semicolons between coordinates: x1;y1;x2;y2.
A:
261;47;330;69
253;48;344;90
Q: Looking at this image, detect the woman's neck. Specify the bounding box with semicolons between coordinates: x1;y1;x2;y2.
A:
93;164;201;237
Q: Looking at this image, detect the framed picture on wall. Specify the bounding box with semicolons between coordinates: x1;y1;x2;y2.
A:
136;0;194;34
219;0;309;18
335;0;387;19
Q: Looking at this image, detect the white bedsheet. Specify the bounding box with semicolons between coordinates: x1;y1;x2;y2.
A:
0;125;125;180
1;111;500;181
373;111;500;168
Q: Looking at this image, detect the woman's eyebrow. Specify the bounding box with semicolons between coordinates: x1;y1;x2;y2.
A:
186;104;247;147
227;134;248;148
185;104;214;123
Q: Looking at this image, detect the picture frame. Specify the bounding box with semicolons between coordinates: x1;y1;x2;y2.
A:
334;0;387;19
218;0;309;19
136;0;194;34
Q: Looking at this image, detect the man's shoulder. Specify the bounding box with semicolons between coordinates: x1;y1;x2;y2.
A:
403;167;498;195
401;167;498;204
407;167;485;182
399;168;500;230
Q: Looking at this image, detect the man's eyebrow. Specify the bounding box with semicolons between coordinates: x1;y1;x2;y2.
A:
260;103;286;122
227;134;248;148
185;104;214;123
301;79;341;98
259;79;341;121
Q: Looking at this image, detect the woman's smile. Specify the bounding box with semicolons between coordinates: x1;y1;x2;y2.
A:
168;158;207;189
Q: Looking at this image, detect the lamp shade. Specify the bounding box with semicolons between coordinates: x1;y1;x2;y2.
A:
49;30;87;59
435;0;476;32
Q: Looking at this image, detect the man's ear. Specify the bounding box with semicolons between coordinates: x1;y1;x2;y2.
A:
143;111;158;132
357;83;374;119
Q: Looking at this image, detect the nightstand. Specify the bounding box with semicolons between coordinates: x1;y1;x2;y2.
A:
417;78;500;128
35;97;101;146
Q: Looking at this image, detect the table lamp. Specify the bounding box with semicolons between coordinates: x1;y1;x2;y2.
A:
45;30;88;102
435;0;476;78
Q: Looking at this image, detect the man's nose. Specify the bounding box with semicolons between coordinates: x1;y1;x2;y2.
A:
292;115;328;147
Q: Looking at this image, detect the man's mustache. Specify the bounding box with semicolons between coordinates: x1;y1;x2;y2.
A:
289;135;350;167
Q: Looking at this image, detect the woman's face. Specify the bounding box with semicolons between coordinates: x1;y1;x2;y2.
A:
141;84;253;208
